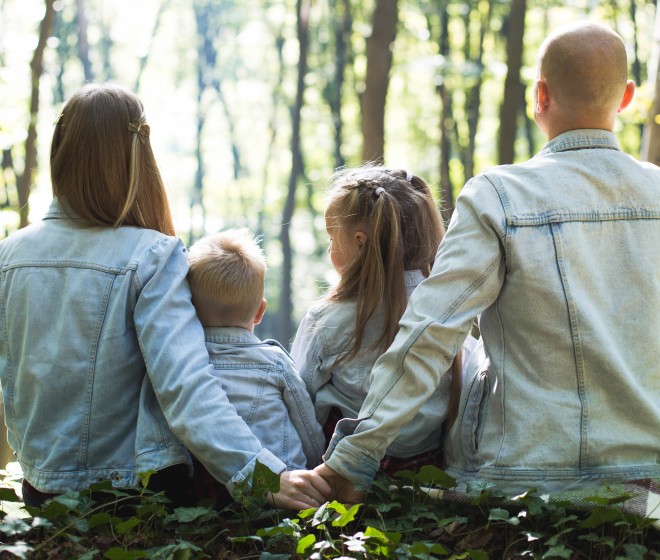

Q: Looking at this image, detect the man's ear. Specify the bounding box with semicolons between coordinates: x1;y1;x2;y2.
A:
253;298;267;326
618;80;635;113
536;79;550;113
354;231;367;249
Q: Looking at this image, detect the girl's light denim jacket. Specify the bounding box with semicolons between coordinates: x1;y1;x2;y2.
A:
291;270;454;458
204;327;325;469
0;199;286;494
324;130;660;492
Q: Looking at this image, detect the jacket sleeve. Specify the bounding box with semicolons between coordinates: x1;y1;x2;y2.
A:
133;236;286;492
281;362;327;468
324;175;507;487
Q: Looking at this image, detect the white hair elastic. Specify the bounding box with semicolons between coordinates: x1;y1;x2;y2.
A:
405;170;413;182
375;187;385;196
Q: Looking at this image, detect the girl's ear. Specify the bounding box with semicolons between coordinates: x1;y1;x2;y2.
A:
354;231;367;249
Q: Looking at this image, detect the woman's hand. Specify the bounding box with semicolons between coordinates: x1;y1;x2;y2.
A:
268;469;332;510
314;463;364;505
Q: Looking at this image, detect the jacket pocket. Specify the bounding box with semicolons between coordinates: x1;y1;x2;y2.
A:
459;344;491;469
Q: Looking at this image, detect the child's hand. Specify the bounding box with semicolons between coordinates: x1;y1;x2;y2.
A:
314;463;364;505
269;469;332;510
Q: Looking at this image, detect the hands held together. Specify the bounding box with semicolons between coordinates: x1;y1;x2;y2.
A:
269;463;364;511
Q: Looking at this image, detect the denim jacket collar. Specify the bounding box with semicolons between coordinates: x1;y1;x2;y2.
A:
536;129;621;157
204;326;260;345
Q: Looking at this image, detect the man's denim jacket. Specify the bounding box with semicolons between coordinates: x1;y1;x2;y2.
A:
0;199;286;493
324;130;660;492
291;270;452;458
204;327;325;469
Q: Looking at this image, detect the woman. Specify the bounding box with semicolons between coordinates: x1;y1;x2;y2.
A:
0;83;329;509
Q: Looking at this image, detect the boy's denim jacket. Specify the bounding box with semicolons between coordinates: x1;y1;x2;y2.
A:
324;130;660;492
291;271;453;458
0;199;286;493
204;327;325;469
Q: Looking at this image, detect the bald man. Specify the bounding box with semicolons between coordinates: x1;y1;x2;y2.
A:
316;22;660;500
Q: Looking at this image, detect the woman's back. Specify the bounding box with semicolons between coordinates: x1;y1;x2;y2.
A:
0;199;195;490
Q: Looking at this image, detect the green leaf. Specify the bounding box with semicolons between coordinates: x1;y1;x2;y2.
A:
331;503;361;527
172;506;213;523
296;533;316;554
621;543;648;560
488;508;519;525
258;553;291;560
77;550;100;560
137;470;157;488
407;541;449;555
114;516;140;535
0;541;32;559
104;548;148;560
541;544;573;559
0;515;31;536
0;487;20;502
252;461;281;497
584;492;635;506
579;506;622;528
88;512;113;530
466;550;490;560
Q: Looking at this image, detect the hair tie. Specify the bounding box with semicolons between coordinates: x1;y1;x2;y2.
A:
405;170;413;182
375;186;385;196
128;120;150;146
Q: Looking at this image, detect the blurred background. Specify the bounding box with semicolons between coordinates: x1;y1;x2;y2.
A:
1;0;659;348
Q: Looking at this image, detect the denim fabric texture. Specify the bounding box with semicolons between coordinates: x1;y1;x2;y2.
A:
324;129;660;492
204;327;325;469
291;270;453;458
0;199;286;494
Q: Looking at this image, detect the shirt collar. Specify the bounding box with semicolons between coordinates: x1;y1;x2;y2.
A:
537;129;621;157
204;326;261;345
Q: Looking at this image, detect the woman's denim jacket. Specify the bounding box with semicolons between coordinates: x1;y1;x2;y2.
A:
0;199;286;493
324;130;660;492
291;271;453;458
204;327;325;469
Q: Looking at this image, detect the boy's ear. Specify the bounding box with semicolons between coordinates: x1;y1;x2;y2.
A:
253;298;267;326
618;80;635;113
535;79;550;113
354;231;367;249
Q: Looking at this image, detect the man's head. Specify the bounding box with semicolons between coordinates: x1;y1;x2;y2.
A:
187;228;267;330
534;22;634;138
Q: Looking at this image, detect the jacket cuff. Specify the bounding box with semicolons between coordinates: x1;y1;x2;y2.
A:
225;449;287;496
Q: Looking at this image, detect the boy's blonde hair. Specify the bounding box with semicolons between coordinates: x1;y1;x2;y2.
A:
187;228;266;327
51;83;174;236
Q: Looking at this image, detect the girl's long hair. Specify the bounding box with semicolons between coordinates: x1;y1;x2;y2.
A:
50;83;175;236
327;165;463;425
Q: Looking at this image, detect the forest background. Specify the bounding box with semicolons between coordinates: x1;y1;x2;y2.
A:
2;0;660;348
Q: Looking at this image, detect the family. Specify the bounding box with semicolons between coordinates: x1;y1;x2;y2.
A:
0;21;658;511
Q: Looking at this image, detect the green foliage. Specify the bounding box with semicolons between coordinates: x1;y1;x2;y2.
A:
0;467;656;559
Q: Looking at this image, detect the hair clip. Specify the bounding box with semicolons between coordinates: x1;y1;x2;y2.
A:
405;170;413;182
128;120;150;146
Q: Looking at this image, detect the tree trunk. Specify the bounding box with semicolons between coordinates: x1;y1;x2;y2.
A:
498;0;526;165
327;0;352;169
436;0;453;223
361;0;398;163
134;0;170;93
75;0;94;81
17;0;56;229
642;4;660;165
465;0;493;182
278;0;310;345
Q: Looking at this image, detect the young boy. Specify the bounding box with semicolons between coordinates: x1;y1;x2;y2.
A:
187;228;325;471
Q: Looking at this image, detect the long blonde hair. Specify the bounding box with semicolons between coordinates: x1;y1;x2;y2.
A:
327;165;463;425
50;83;174;236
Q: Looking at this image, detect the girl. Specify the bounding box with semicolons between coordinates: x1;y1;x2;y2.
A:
292;166;471;474
0;83;328;510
